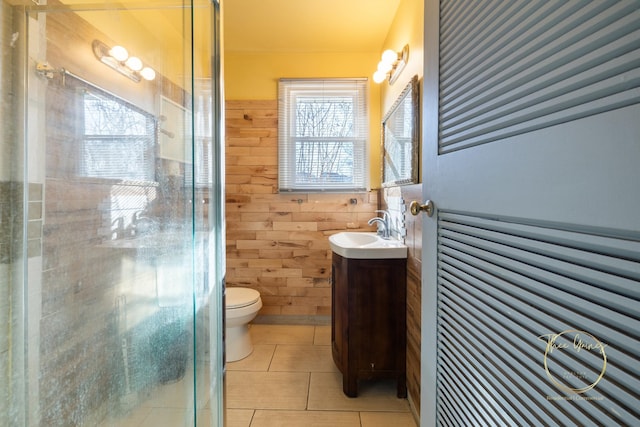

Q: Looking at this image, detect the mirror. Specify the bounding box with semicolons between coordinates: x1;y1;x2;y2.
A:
382;75;419;187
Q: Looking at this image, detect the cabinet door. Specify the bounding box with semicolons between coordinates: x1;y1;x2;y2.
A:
351;259;405;374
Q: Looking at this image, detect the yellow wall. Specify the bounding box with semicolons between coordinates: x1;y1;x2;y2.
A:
378;0;424;116
224;51;383;188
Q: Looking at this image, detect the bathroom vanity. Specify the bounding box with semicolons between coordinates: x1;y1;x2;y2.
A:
331;252;407;398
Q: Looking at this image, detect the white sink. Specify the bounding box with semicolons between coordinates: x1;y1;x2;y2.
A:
329;232;408;259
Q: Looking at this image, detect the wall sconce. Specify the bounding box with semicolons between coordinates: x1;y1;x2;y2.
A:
373;44;409;85
92;40;156;83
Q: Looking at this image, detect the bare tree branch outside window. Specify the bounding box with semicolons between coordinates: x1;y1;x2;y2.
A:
295;96;355;184
278;79;368;192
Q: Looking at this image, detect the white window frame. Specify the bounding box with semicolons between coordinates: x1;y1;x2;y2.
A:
278;78;369;192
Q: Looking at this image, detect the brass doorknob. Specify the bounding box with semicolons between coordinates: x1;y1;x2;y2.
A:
409;200;434;217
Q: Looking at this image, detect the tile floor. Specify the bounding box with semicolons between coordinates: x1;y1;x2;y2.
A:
100;324;418;427
226;324;418;427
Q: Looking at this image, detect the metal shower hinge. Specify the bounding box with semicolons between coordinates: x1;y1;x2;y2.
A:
36;62;56;79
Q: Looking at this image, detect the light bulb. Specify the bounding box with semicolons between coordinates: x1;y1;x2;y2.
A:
140;67;156;81
381;49;398;65
125;56;143;71
377;60;393;74
373;70;387;84
109;45;128;62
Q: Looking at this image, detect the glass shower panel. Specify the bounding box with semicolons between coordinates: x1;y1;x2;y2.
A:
1;2;28;426
1;0;222;425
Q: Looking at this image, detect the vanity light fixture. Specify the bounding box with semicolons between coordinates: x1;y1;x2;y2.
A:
373;44;409;85
92;40;155;83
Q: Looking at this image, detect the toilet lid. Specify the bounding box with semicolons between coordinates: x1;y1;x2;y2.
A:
226;287;261;308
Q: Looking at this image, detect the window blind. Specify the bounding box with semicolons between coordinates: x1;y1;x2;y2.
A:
278;79;368;192
194;88;213;187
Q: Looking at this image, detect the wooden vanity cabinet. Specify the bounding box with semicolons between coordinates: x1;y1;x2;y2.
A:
331;252;407;398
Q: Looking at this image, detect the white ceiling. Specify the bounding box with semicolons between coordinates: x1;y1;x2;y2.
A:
223;0;402;53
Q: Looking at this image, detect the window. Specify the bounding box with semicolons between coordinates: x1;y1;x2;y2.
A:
278;79;368;192
193;85;214;187
81;88;156;182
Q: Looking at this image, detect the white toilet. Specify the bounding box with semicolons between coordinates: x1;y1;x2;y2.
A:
225;287;262;362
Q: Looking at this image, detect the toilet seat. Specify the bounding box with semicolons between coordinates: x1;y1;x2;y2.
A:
226;287;260;309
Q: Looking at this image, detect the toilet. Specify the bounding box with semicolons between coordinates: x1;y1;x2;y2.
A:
225;287;262;362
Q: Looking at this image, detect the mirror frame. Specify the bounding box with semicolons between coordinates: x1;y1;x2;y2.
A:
381;75;420;187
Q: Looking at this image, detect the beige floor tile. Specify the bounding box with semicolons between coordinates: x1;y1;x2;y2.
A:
139;407;191;427
225;409;255;427
307;372;410;412
226;371;310;410
360;411;418;427
224;325;419;425
227;344;276;371
270;344;339;373
250;324;315;345
250;410;361;427
313;325;332;345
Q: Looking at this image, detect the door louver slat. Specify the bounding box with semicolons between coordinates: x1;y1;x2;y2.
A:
436;212;640;426
438;0;640;154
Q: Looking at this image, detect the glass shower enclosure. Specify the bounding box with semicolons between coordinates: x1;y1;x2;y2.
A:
1;0;224;425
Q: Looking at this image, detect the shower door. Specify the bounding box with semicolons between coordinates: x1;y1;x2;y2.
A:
1;0;224;426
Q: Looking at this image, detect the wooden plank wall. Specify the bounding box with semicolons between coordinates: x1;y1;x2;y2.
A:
225;100;379;318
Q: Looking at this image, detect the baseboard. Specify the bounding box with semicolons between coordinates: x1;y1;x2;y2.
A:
253;314;331;326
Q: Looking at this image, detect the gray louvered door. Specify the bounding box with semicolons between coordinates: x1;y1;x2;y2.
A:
422;1;640;426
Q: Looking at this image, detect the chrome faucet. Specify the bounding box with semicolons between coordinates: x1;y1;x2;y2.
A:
368;210;391;239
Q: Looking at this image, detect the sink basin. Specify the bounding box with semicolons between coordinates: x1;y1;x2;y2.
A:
329;232;407;259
